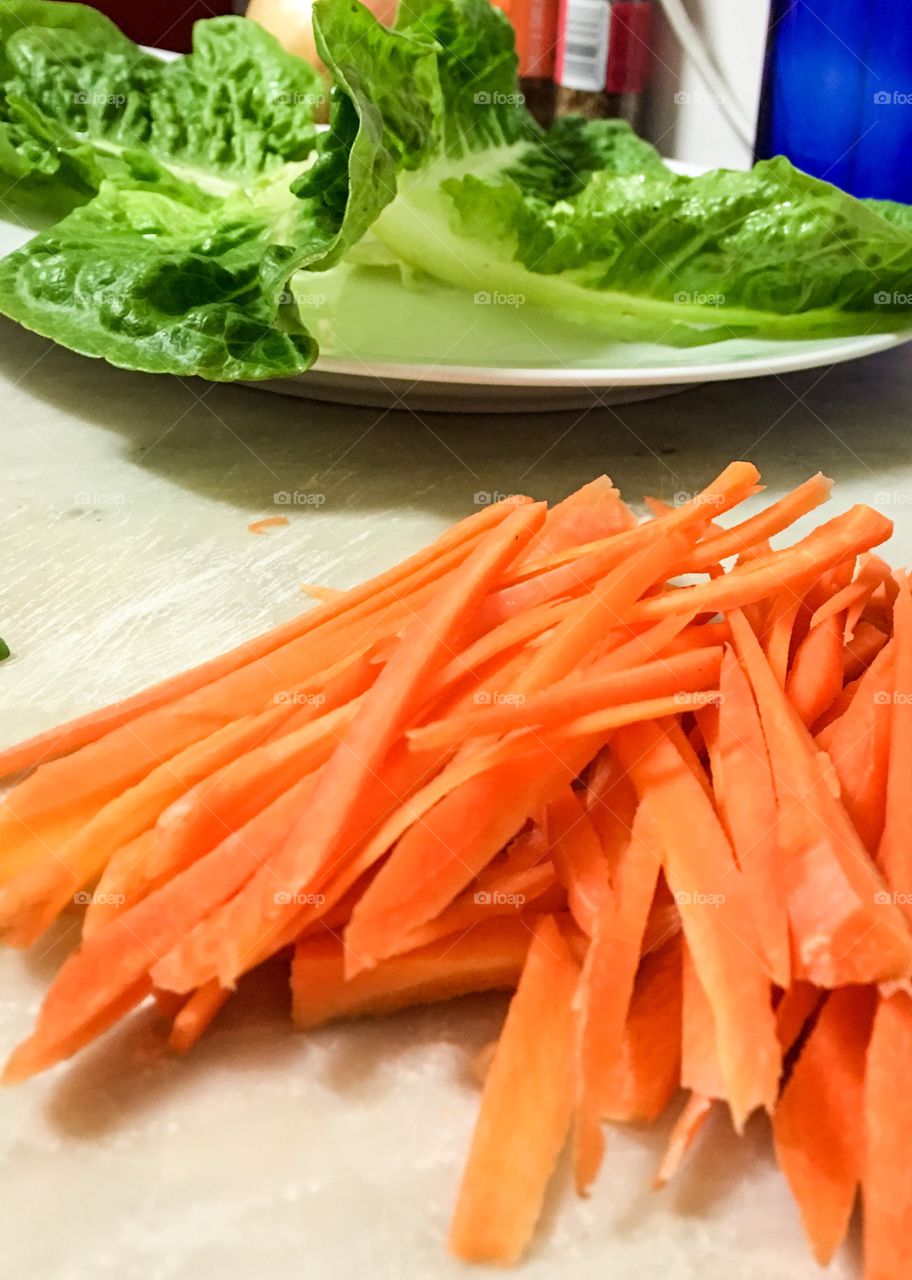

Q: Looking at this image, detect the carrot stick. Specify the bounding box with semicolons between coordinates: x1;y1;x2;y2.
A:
844;620;889;680
682;473;833;573
0;698;301;947
824;641;894;854
705;646;790;986
574;800;663;1189
786;614;845;728
654;1093;715;1188
82;829;157;938
0;499;525;778
773;985;875;1264
681;946;727;1100
291;916;536;1029
863;990;912;1280
729;609;912;986
546;789;610;937
408;647;723;750
764;591;806;687
878;583;912;919
626;506;892;626
612;719;780;1128
516;476;635;568
168;982;231;1054
600;935;683;1125
449;916;578;1265
343;733;604;975
399;864;560;953
2;775;318;1082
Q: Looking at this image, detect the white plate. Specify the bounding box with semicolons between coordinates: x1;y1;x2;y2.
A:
1;151;910;412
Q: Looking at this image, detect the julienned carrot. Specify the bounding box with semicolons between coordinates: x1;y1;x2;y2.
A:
248;516;289;534
863;991;912;1280
729;610;912;986
0;698;301;947
681;473;833;573
291;916;537;1029
654;1093;715;1189
449;916;578;1265
763;590;806;686
612;719;780;1128
546;789;610;937
516;476;635;568
600;935;683;1125
343;733;605;975
574;801;663;1192
408;647;723;749
680;946;727;1100
501;461;762;588
772;985;875;1265
627;506;892;626
2;776;319;1083
824;641;894;855
399;864;559;954
844;620;889;680
168;981;231;1054
705;646;790;987
878;583;912;919
786;614;845;728
0;498;526;779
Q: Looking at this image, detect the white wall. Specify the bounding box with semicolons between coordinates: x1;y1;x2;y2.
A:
643;0;772;170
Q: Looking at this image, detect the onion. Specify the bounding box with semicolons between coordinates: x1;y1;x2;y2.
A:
247;0;400;69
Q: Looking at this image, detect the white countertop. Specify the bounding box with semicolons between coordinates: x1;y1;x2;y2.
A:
1;317;908;1279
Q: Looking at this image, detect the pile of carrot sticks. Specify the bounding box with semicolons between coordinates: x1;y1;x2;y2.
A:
1;462;910;1277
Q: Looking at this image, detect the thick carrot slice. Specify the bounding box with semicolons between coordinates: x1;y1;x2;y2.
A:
613;719;780;1127
545;789;610;937
729;610;912;985
574;800;663;1191
705;646;790;986
291;916;536;1029
824;641;894;854
878;583;912;919
449;916;578;1265
600;935;683;1125
0;499;525;779
773;985;875;1264
863;991;912;1280
786;613;845;728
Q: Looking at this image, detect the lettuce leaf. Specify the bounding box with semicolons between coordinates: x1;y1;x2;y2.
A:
321;0;912;344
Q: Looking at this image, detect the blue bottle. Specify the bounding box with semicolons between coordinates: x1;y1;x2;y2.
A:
755;0;912;203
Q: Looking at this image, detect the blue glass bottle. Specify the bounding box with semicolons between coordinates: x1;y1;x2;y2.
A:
755;0;912;203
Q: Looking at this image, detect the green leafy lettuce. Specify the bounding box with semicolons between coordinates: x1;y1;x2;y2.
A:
0;0;910;381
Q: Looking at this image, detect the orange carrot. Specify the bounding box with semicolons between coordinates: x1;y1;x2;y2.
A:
824;641;894;854
680;946;727;1100
247;516;289;534
704;645;790;986
169;982;231;1054
449;916;578;1265
613;719;780;1127
729;609;912;986
654;1093;715;1188
546;789;610;937
773;985;875;1264
863;991;912;1280
878;583;912;919
786;613;845;728
291;916;536;1028
600;935;683;1125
